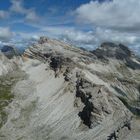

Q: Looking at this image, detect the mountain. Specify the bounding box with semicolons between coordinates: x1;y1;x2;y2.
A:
1;45;20;59
0;37;140;140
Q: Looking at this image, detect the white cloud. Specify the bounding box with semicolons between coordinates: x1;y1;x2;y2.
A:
16;32;40;41
39;26;95;43
42;26;138;44
10;0;26;14
60;29;97;45
75;0;140;53
0;10;9;19
0;27;14;41
76;0;140;30
10;0;39;22
94;28;138;45
40;26;140;52
25;11;39;22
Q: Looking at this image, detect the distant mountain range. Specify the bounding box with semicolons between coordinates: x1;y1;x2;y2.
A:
0;36;140;58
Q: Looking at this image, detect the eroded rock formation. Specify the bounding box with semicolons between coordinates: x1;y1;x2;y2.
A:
0;37;140;140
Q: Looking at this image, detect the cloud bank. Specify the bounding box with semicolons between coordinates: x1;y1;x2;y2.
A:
76;0;140;31
0;0;140;55
0;27;14;41
74;0;140;53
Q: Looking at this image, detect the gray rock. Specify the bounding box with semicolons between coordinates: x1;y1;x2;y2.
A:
1;45;20;59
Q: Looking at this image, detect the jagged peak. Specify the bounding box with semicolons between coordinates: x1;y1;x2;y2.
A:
38;36;49;44
92;42;133;60
100;42;118;48
24;36;96;63
24;37;140;71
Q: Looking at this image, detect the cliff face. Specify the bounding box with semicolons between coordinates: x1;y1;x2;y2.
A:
0;37;140;140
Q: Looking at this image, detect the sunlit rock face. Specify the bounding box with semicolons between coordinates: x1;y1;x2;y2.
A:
0;37;140;140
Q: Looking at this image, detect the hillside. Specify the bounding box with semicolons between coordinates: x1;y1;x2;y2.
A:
0;37;140;140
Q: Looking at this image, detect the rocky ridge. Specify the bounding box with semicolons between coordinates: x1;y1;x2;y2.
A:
0;37;139;140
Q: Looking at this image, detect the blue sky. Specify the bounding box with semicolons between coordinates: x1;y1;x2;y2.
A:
0;0;93;32
0;0;140;54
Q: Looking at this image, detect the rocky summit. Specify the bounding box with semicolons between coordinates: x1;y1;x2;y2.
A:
0;37;140;140
91;42;132;59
